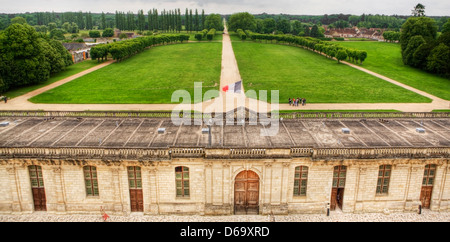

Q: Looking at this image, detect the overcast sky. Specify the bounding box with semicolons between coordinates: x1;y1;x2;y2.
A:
0;0;449;16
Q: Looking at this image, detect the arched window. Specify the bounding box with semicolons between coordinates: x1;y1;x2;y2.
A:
376;165;391;195
293;166;308;196
84;166;99;196
175;166;190;197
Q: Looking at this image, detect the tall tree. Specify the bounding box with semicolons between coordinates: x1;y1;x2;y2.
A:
412;3;426;16
77;11;85;29
195;9;199;31
189;9;193;32
148;10;153;31
228;12;256;32
101;12;106;30
177;9;182;32
201;9;205;30
0;23;49;89
185;8;189;31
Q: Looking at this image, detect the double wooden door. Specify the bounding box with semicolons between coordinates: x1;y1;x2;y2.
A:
420;165;436;209
234;170;260;215
330;166;346;211
29;165;47;211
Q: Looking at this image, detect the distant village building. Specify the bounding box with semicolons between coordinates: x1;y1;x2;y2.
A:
62;42;90;64
0;110;448;216
63;41;109;63
114;29;135;38
324;26;385;41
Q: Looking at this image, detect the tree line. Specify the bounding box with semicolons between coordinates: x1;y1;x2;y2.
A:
228;12;325;38
244;30;368;64
0;22;73;93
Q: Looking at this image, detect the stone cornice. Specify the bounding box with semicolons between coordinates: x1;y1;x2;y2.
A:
0;146;448;161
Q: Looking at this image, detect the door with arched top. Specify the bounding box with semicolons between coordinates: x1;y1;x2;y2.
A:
234;170;259;215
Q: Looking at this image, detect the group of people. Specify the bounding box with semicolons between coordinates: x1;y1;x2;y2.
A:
289;97;306;106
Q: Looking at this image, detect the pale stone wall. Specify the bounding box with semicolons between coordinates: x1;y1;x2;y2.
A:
0;158;448;215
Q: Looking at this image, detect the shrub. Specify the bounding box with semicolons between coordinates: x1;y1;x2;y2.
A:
195;33;203;41
237;29;247;40
89;30;101;38
206;28;216;41
102;28;114;38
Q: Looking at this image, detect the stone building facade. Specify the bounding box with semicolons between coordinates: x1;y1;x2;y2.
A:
0;111;449;215
1;151;449;215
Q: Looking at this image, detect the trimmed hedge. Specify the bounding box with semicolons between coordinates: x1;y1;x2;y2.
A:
245;30;368;64
90;34;190;62
206;28;216;41
236;29;247;40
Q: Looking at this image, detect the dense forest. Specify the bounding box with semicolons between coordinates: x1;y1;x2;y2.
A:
1;11;448;32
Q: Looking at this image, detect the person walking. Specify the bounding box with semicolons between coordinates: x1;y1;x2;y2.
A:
289;98;291;106
3;96;7;103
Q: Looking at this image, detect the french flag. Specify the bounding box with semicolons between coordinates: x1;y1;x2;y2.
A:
222;80;242;93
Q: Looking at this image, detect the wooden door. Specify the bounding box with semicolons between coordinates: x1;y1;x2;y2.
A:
420;165;436;209
330;166;346;211
29;165;47;211
234;170;259;215
128;166;143;212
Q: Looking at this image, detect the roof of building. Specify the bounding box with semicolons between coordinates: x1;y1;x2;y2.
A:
0;115;448;150
62;42;88;51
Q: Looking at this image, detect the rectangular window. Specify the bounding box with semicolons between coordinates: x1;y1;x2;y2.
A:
422;164;436;187
293;166;308;196
128;166;142;189
84;166;99;196
332;166;346;188
175;166;190;197
29;165;44;188
376;165;391;195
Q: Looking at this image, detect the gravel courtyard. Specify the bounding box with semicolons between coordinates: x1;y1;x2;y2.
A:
1;210;448;222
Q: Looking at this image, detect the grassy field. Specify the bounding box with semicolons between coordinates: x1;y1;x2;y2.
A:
232;42;432;104
4;60;99;99
337;41;450;101
30;42;222;104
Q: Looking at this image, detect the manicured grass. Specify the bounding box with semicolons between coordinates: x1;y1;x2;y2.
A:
337;41;450;100
232;42;432;104
4;60;100;99
30;42;222;104
432;110;450;112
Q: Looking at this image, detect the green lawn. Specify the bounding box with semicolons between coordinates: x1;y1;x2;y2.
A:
30;42;222;104
4;60;99;99
232;42;432;104
337;41;450;101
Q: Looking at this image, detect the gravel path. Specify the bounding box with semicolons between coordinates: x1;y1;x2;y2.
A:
1;210;448;222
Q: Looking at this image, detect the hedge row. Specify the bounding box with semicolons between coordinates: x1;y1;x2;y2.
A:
195;29;209;41
236;29;247;40
206;28;216;41
90;34;190;62
245;31;368;64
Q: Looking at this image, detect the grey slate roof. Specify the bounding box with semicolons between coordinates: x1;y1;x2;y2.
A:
0;116;448;149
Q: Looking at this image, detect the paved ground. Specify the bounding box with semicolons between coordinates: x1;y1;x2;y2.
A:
1;210;448;222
